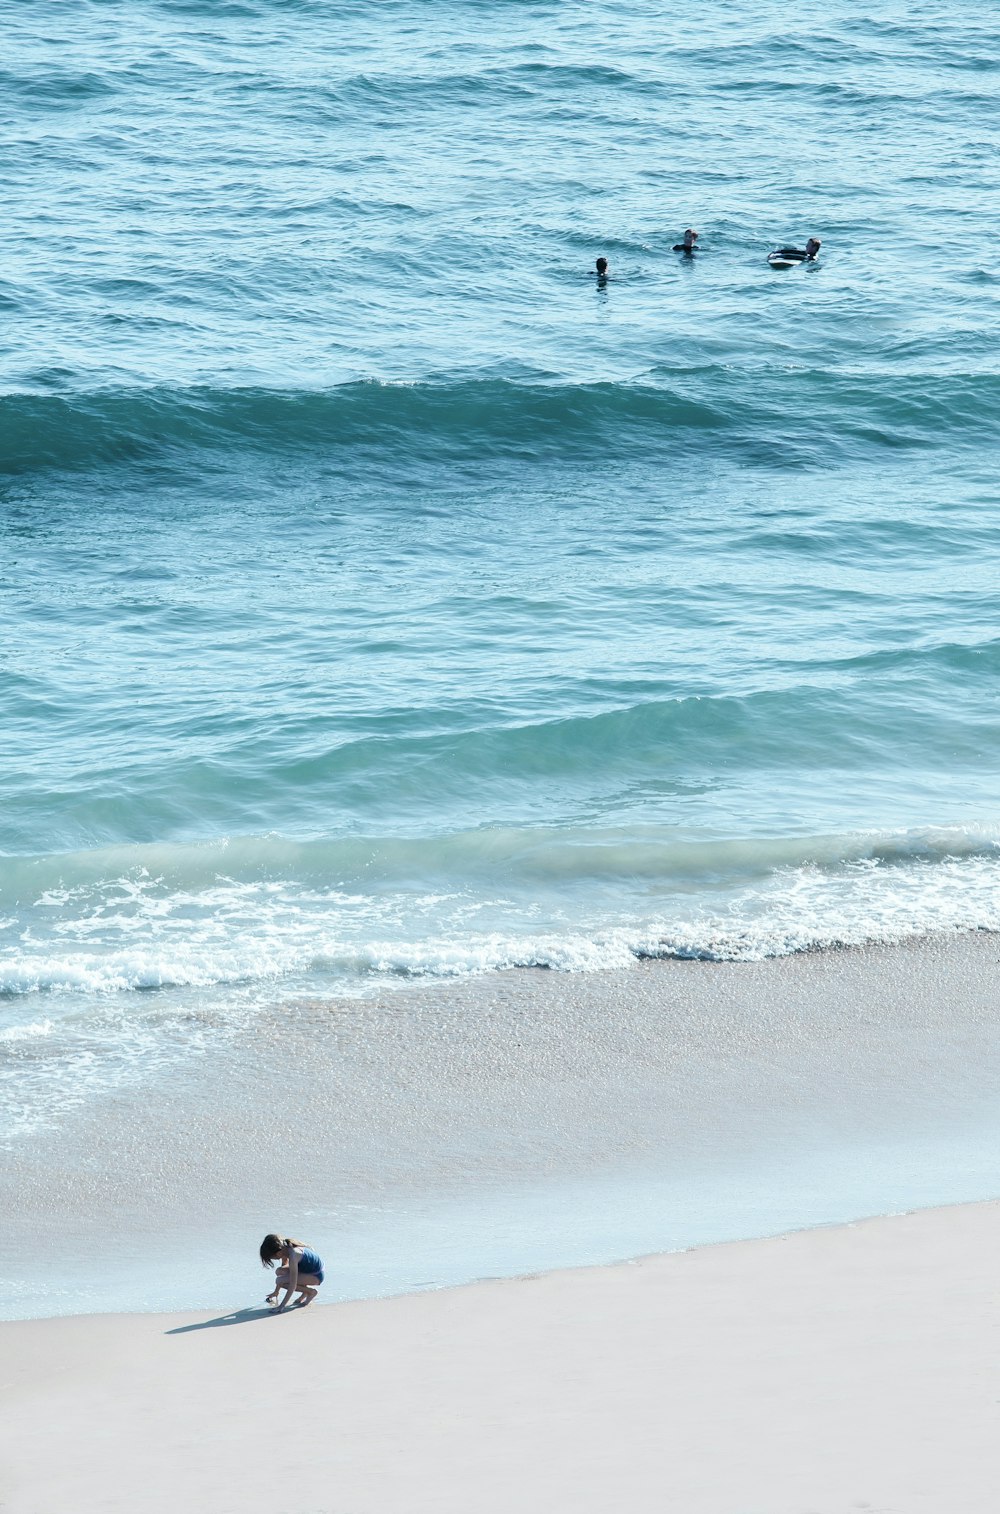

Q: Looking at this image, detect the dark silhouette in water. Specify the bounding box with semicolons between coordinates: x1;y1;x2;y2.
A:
672;228;699;255
769;237;821;264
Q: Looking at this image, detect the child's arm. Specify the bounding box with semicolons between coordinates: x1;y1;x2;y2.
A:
276;1252;299;1311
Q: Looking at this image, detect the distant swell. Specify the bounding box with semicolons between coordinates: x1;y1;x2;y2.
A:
4;370;999;476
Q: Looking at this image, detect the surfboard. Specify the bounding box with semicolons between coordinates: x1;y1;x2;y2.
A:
767;252;803;268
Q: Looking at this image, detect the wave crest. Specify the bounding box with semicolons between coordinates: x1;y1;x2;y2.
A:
4;369;999;475
1;827;999;999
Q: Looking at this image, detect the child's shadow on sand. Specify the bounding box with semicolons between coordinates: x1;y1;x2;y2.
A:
166;1306;280;1334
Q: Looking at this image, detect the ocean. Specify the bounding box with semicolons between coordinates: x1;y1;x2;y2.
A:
3;0;1000;1316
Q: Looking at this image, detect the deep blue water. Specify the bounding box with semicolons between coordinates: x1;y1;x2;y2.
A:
3;0;1000;1140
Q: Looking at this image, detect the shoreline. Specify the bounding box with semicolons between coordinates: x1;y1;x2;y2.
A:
5;930;1000;1321
5;1185;996;1330
3;1198;999;1512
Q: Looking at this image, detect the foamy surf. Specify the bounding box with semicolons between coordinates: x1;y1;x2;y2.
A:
3;832;1000;1143
3;826;1000;1005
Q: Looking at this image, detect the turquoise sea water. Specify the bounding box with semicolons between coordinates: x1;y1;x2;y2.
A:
3;1;1000;1147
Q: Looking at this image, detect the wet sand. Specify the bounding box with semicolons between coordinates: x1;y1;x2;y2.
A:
5;932;1000;1318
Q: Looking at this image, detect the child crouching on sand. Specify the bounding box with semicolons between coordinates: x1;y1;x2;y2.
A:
260;1233;325;1310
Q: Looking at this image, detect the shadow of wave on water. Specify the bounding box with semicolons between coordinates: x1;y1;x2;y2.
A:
3;368;999;477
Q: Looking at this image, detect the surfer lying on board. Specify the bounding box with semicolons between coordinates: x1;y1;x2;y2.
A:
260;1232;325;1310
770;237;821;263
672;228;699;254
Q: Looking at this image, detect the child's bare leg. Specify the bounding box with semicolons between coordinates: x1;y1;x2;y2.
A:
295;1282;318;1307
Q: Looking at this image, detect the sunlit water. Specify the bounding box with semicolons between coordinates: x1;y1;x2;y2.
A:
3;1;1000;1282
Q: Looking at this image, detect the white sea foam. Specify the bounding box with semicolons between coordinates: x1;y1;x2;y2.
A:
0;1019;54;1042
4;835;1000;1145
2;846;1000;999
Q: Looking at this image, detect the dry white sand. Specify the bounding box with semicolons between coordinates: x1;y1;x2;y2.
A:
3;1199;999;1514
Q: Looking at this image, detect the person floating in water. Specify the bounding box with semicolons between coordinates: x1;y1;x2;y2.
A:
260;1232;325;1310
594;256;609;282
672;229;699;255
770;237;821;263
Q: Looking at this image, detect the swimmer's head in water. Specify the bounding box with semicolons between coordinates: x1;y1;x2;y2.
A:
595;256;608;275
684;228;698;246
806;237;821;257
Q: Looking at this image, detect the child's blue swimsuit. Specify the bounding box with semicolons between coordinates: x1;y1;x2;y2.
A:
297;1248;324;1283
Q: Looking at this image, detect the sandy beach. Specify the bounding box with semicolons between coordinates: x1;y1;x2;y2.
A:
7;0;1000;1507
4;937;1000;1510
2;1198;999;1513
6;934;1000;1320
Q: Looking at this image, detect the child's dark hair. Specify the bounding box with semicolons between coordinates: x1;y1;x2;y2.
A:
260;1232;303;1268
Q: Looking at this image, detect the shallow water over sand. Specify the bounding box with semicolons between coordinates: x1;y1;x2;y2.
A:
4;938;1000;1319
